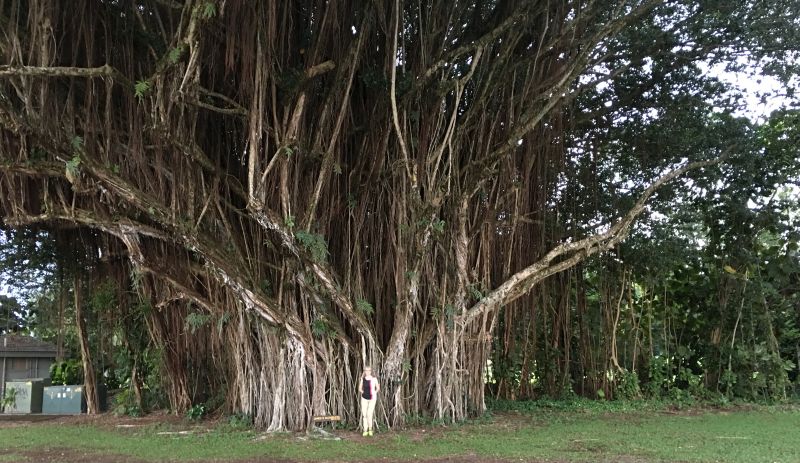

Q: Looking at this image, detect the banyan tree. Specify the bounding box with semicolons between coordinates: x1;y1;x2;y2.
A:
0;0;797;429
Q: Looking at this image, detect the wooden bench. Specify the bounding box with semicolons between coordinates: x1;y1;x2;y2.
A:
312;415;341;423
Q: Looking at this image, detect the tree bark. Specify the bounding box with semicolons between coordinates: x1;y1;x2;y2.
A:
56;263;66;361
74;272;100;414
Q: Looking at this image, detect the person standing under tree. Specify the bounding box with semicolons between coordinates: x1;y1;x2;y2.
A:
360;366;380;436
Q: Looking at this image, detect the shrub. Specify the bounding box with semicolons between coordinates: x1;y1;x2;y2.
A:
50;359;83;385
1;387;17;412
615;369;642;400
227;413;253;429
186;403;206;421
112;389;142;417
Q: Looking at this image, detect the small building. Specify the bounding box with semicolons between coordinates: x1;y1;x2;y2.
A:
1;335;57;400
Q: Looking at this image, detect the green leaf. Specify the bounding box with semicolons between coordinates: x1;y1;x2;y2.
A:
168;46;184;65
402;359;412;374
65;155;81;182
66;155;81;171
280;145;294;158
134;80;151;99
468;284;484;301
201;2;216;19
295;231;328;262
356;299;374;316
70;136;84;152
185;312;212;334
186;404;206;420
311;318;330;338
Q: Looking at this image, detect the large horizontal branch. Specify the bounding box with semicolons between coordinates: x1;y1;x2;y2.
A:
0;161;63;177
186;86;248;116
460;150;731;325
78;159;314;341
0;64;133;88
5;209;230;328
0;154;313;349
180;95;248;117
3;209;170;242
304;60;336;79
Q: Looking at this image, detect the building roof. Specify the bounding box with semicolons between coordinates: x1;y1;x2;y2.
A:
0;335;58;355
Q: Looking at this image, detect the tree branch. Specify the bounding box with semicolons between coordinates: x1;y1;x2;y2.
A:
247;203;377;343
460;149;731;325
0;64;133;88
0;157;314;349
462;0;664;193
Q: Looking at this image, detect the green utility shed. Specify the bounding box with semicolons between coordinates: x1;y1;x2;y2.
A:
42;385;85;414
42;385;107;414
2;379;46;413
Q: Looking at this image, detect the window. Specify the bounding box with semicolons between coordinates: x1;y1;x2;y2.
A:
10;358;29;371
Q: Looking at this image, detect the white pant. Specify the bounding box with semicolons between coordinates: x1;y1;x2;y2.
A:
360;398;376;431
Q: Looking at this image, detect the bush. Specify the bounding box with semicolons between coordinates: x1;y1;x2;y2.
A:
615;370;642;400
112;389;142;417
50;359;83;385
726;344;793;402
1;387;17;412
227;413;253;429
186;403;206;421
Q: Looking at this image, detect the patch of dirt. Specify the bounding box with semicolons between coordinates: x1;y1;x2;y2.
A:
0;414;63;427
9;448;147;463
230;458;525;463
10;450;533;463
657;402;762;417
0;410;188;430
70;409;188;428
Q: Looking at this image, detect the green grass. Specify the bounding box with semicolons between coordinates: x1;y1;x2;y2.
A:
1;406;799;462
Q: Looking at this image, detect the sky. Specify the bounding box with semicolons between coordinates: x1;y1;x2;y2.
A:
703;60;797;122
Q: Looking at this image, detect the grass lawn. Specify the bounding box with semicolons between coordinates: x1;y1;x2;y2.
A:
0;404;798;462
